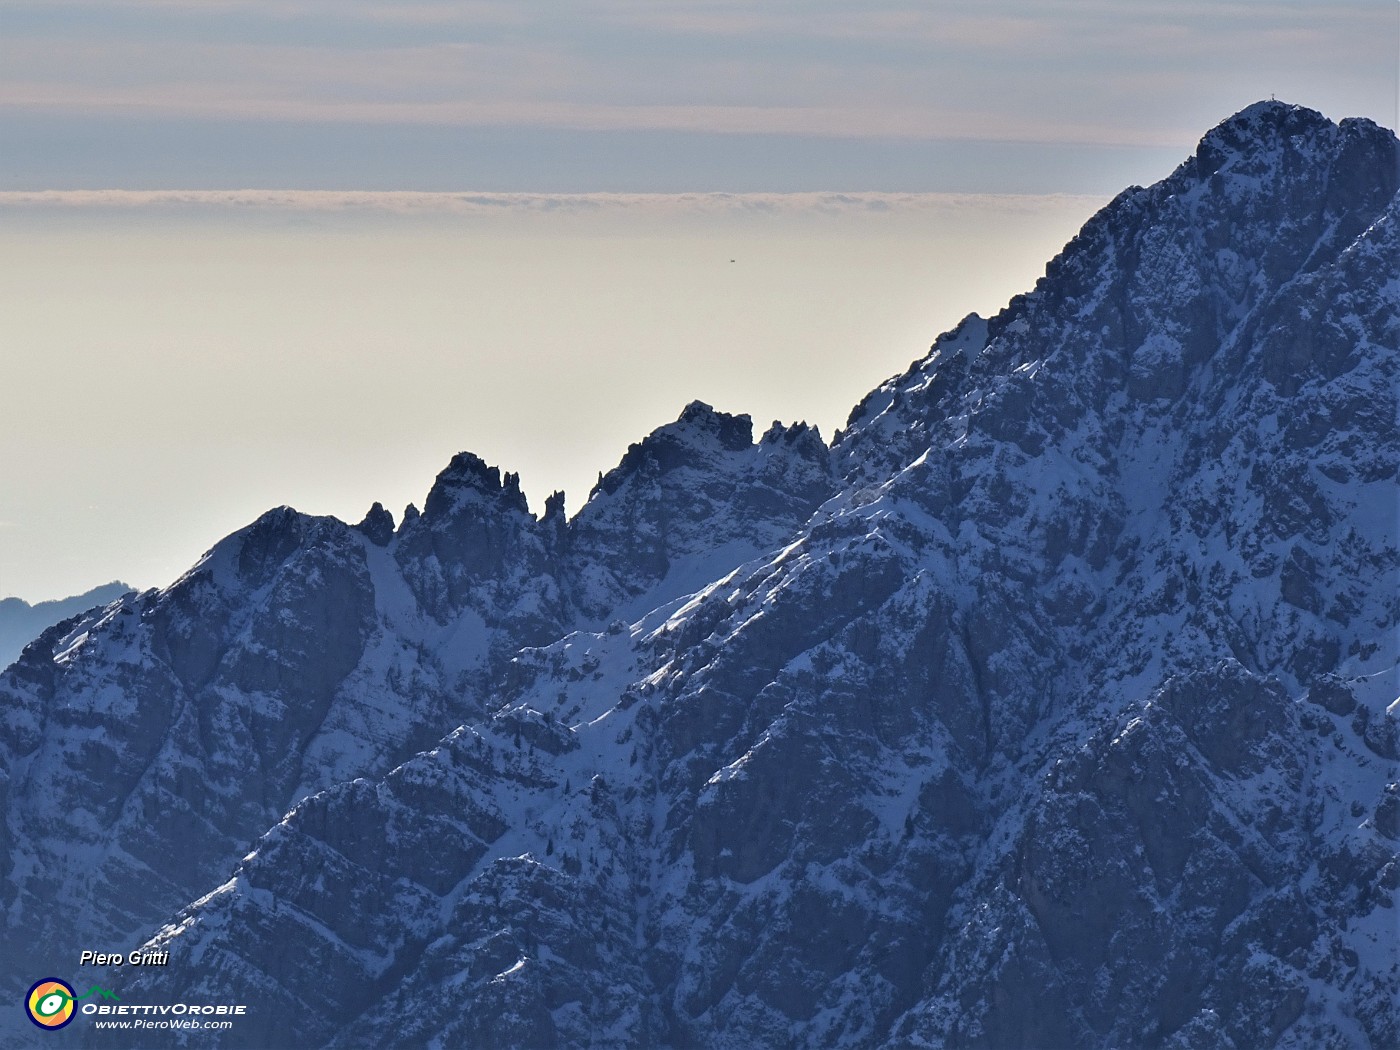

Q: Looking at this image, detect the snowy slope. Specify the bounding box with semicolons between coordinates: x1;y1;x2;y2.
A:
3;101;1397;1050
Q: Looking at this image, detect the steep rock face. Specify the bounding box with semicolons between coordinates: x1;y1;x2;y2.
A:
0;511;384;997
394;453;560;637
91;102;1400;1050
905;664;1396;1050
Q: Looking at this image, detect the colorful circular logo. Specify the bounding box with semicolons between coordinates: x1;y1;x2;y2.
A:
26;978;76;1030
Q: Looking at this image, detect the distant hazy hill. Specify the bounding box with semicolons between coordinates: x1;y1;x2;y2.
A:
0;582;132;668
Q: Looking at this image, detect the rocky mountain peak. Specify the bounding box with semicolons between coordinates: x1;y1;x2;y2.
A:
835;102;1399;490
423;451;530;519
1194;99;1336;169
542;489;567;523
565;401;838;620
1184;99;1397;190
677;398;753;448
353;501;395;546
759;418;826;459
591;401;755;500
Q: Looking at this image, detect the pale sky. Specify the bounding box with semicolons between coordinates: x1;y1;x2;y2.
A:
1;1;1397;602
2;1;1396;192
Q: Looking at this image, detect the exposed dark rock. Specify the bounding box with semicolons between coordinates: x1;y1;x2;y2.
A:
353;501;395;546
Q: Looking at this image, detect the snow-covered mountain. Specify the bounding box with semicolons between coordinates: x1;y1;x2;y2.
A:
3;101;1396;1049
0;582;131;670
0;409;831;1026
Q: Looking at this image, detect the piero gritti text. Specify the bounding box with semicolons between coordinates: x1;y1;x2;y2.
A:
79;949;170;967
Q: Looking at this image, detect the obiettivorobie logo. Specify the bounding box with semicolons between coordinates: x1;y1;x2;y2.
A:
25;979;119;1030
25;975;248;1035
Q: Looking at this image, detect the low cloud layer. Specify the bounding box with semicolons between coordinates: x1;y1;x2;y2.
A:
0;188;1107;216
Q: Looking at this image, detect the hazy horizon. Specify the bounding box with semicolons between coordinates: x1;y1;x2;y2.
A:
3;189;1113;603
3;0;1396;604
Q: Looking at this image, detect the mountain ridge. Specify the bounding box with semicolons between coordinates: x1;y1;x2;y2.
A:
2;100;1397;1049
